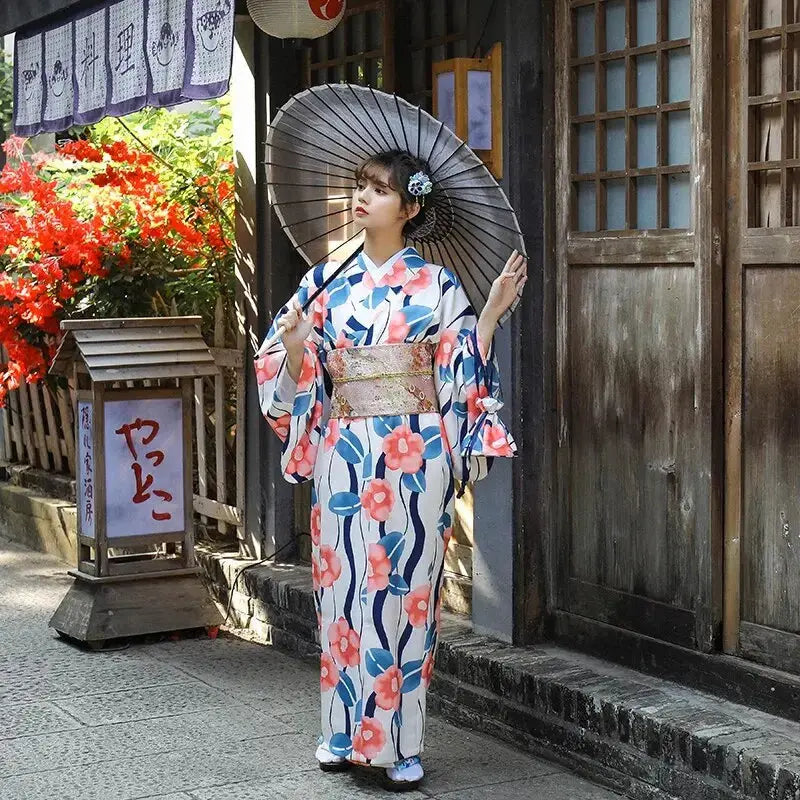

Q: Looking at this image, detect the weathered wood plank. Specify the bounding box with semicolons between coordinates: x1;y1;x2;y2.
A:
214;298;228;536
193;494;242;526
40;383;63;472
28;382;50;470
742;267;800;634
56;386;75;475
16;381;38;467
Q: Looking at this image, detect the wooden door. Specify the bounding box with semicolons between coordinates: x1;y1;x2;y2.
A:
725;0;800;673
553;0;724;651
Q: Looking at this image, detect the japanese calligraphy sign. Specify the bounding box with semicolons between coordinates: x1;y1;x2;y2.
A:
104;397;184;537
13;0;234;136
77;401;95;539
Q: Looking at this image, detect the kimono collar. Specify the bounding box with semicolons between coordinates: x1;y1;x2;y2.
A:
358;246;426;285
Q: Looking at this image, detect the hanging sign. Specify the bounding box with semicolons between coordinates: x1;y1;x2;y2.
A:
13;0;235;136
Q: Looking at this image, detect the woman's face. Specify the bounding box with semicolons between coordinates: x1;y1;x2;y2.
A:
352;166;418;233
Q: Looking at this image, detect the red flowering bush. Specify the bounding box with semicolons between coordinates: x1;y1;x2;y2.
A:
0;99;234;405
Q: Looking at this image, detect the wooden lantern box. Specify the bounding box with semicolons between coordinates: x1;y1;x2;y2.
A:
47;317;223;646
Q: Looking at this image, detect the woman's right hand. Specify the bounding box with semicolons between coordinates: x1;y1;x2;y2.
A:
281;298;314;380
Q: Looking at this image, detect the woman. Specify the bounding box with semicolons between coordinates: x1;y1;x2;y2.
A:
255;149;527;791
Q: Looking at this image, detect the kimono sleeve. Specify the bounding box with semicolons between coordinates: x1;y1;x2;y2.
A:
253;267;329;484
433;268;517;487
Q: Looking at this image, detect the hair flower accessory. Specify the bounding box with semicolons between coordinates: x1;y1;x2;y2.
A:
408;171;433;199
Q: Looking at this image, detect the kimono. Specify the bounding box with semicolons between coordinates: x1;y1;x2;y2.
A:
255;246;516;767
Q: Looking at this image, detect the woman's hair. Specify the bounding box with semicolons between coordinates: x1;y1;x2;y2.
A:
355;150;438;238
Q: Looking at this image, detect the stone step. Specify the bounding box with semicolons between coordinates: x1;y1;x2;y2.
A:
195;544;800;800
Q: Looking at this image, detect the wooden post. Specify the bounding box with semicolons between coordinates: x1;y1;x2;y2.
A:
723;0;746;655
213;296;227;536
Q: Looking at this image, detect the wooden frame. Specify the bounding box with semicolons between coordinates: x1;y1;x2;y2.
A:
553;0;724;652
724;0;800;671
432;43;504;178
303;0;394;90
566;0;692;232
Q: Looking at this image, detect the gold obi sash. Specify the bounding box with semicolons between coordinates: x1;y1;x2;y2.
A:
327;342;438;419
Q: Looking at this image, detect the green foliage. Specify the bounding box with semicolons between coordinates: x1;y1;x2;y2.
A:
0;50;13;141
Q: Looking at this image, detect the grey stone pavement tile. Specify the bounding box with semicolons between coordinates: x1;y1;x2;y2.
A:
0;536;622;800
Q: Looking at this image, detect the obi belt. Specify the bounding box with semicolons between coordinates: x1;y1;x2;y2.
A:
326;342;438;419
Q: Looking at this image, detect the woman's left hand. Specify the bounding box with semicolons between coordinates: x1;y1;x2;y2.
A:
483;250;528;324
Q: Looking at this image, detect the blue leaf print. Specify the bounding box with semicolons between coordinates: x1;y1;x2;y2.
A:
360;586;368;605
329;732;353;758
453;401;467;419
355;699;363;724
402;305;435;337
292;392;312;416
327;278;351;308
420;426;443;460
365;647;395;677
323;319;337;344
438;364;453;384
401;659;425;693
350;327;369;346
362;452;373;480
336;429;365;463
362;286;390;309
405;253;427;270
380;531;405;569
336;671;358;706
424;625;437;653
388;574;410;596
437;512;452;537
402;470;427;493
373;415;402;437
393;709;403;728
329;492;361;517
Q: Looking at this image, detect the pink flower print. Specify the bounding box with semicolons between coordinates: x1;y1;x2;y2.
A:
361;270;376;290
268;412;291;441
403;584;431;628
378;258;407;287
442;527;453;549
255;352;281;385
312;557;319;591
296;349;316;391
352;716;387;761
482;425;514;456
382;425;424;474
374;665;403;711
367;542;392;592
286;436;316;477
318;544;342;589
310;504;321;546
320;652;339;692
403;266;432;296
328;617;361;668
466;384;490;419
361;479;395;522
324;419;341;451
388;310;410;343
422;652;434;687
334;329;354;349
435;329;458;367
311;290;328;331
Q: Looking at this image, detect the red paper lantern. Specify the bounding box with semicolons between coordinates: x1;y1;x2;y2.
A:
246;0;346;39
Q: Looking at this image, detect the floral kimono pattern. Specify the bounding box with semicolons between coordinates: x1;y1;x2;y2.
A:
255;246;516;767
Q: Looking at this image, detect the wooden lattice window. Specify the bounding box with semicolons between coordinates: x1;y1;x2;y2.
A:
406;0;469;111
569;0;692;231
304;1;392;89
747;0;800;227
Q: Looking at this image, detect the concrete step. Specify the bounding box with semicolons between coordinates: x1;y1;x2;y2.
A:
196;545;800;800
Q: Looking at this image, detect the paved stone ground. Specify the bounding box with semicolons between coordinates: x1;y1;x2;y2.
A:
0;537;623;800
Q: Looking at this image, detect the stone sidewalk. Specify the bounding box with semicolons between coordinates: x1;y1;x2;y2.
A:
0;537;622;800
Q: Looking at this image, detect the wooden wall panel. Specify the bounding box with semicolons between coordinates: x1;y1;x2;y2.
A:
568;265;700;608
742;267;800;633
